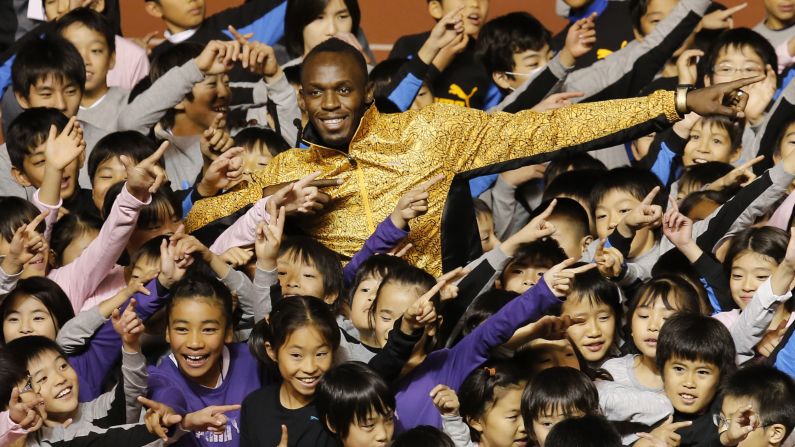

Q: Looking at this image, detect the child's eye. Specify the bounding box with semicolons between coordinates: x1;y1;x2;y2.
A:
303;273;315;278
697;369;712;377
712;138;722;145
202;328;218;334
730;274;742;280
33;315;46;322
756;275;770;281
316;351;328;358
673;366;685;373
175;327;188;334
690;134;700;141
380;316;392;323
620;208;632;214
290;353;302;359
595;214;606;220
37;376;47;384
6;317;18;323
636;313;649;319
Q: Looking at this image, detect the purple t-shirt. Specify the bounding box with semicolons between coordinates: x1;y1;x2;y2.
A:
148;343;263;447
393;280;561;432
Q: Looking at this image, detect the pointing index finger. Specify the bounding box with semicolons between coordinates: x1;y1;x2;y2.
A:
146;141;170;165
642;186;660;206
738;155;764;170
721;74;766;92
294;171;322;190
722;2;747;15
418;174;445;191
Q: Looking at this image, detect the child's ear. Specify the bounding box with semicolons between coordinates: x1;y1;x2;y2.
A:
494;278;503;289
703;74;712;87
92;0;106;13
224;327;234;344
767;423;786;444
165;326;171;343
265;341;278;363
467;416;484;435
174;98;188;111
48;249;58;269
11;168;32;187
324;417;337;434
323;293;339;306
492;72;513;91
108;50;117;71
730;147;742;163
427;0;444;20
144;1;164;19
579;235;594;255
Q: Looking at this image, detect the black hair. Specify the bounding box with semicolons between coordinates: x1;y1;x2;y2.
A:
629;0;651;35
690;114;745;154
167;273;234;329
0;197;42;243
543;153;606;187
284;0;361;58
723;226;788;274
392;426;454;447
1;277;75;344
474;12;550;76
129;234;168;272
102;181;182;228
568;262;623;324
545;415;622;447
500;239;567;287
54;7;116;54
459;361;525;442
49;213;103;267
531;198;589;240
542;169;605;207
88;131;157;184
12;34;85;99
302;37;368;87
678;190;728;219
283;65;302;86
148;42;203;129
370;58;408;99
521;367;600;431
460;289;519;338
656;313;736;377
5;336;67;372
248;295;341;365
702;28;778;85
723;364;795;436
590;167;664;216
232;127;290;157
0;347;27;411
6;108;70;170
473;198;493;220
279;236;343;303
623;275;702;354
773;117;795;159
652;253;715;314
346;254;410;307
316;361;395;439
678;161;735;197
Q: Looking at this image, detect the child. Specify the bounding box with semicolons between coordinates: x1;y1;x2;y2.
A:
682;115;744;167
544;415;622;447
6;109;92;216
392;426;455;447
0;199;49;280
528;198;593;260
561;265;622;365
231;126;290;188
717;364;795;447
753;0;795;49
315;361;396;447
474;199;499;253
649;312;736;446
497;239;567;294
520;366;600;447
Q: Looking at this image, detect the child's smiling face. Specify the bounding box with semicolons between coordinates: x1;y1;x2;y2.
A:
682;120;739;167
662;356;720;414
27;349;79;422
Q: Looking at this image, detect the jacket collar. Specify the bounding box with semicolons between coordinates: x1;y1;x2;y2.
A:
300;105;380;153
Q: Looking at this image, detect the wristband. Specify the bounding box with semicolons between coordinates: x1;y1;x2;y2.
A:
675;85;694;116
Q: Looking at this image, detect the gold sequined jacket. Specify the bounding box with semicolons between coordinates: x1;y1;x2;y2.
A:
185;90;680;275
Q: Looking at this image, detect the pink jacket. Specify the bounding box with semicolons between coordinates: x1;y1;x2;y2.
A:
35;185;148;312
0;411;28;447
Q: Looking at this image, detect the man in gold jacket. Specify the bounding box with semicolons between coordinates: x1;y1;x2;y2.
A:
186;38;759;276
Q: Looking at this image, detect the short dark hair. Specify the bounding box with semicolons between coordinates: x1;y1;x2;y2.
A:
248;295;341;364
12;34;85;99
521;367;600;426
656;313;736;377
129;234;168;269
678;161;734;195
5;336;67;372
88;131;157;184
590;167;663;215
459;361;525;441
0;278;75;344
233;127;290;156
545;415;622;447
102;181;182;227
392;426;454;447
461;289;519;337
149;42;203;129
0;197;42;242
568;264;623;326
500;239;567;286
678;190;728;218
0;347;27;411
168;273;234;328
629;0;651;35
280;236;343;302
316;362;395;439
531;198;589;239
284;0;361;58
542;169;605;206
346;254;410;307
6;108;70;170
723;226;789;274
695;115;745;153
723;364;795;437
54;7;116;54
302;37;368;87
50;213;103;267
543;153;606;187
702;28;778;84
475;12;550;75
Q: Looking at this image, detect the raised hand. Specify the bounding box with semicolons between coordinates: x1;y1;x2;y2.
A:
756;319;787;357
276;425;289;447
561;13;597;67
183;404;241;433
391;174;444;229
44;117;85;171
437;267;468;301
635;416;692;447
531;92;585;113
255;198;285;271
197;146;243;196
501;199;557;256
195;40;241;75
418;6;464;64
159;228;191;289
112;298;145;353
543;258;597;297
201;114;235;160
430;384;460;417
401;276;450;334
8;386;44;432
707;155;763;191
686;75;766;119
138;396;183;442
595;239;624;279
743;65;778;125
121;141;169;202
268;171;342;216
698;3;747;31
618;186;662;237
1;211;48;275
676;49;704;85
218;246;254;267
499;164;547;186
720;404;758;446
